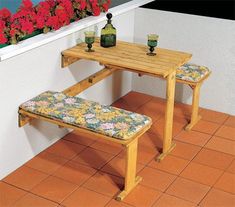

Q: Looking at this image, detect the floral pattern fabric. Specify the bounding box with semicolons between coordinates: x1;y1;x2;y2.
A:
20;91;152;140
176;63;210;82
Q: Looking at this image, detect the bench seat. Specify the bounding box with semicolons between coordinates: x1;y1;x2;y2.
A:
176;63;210;83
176;63;211;130
19;91;152;201
19;91;151;140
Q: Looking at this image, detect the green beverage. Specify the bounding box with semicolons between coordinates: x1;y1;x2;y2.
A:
147;34;159;56
85;36;95;44
84;31;95;52
148;40;158;47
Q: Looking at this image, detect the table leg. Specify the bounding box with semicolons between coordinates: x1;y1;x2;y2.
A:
156;71;176;161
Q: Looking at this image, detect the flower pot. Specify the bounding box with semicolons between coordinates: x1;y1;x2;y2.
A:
0;44;9;49
20;30;42;41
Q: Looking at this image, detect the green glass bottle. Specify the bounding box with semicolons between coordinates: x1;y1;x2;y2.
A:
100;13;116;48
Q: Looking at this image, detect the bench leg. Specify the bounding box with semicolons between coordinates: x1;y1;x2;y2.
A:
116;138;142;201
185;83;202;131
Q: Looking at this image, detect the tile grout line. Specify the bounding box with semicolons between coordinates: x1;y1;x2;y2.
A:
173;130;213;148
104;197;136;207
221;115;231;126
18;143;93;205
77;143;128;196
47;127;140;205
209;133;235;142
150;192;197;207
191;151;235;171
62;136;98;148
149;192;165;207
135;127;198;205
1;180;61;205
57;183;83;206
25;143;91;176
183;117;233;205
142;111;231;205
210;170;235;195
160;186;202;205
224;158;235;172
0;182;28;207
42;140;105;205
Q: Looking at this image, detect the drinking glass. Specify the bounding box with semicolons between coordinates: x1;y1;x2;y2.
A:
147;34;159;56
85;31;95;52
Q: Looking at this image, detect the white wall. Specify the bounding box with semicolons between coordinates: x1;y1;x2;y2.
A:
0;11;135;179
133;8;235;115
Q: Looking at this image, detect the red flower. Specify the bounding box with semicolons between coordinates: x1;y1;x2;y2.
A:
0;32;7;44
59;0;74;19
20;19;34;34
47;16;60;30
36;16;45;29
103;0;111;12
36;1;51;29
38;1;51;11
0;8;11;20
102;3;109;12
46;0;56;8
80;0;86;10
55;7;69;26
10;28;17;37
22;0;33;9
0;20;6;30
90;0;98;5
92;6;101;16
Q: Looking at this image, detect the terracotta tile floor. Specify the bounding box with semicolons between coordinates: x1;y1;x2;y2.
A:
1;91;235;207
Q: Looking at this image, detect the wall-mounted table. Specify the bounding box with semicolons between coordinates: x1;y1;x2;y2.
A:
61;39;192;160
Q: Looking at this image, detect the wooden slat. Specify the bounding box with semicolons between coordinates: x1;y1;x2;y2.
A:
94;38;191;58
63;43;188;66
103;44;190;63
70;46;179;69
61;55;80;68
63;67;117;96
62;39;192;78
89;41;186;62
69;47;175;71
93;39;192;62
63;50;172;77
114;39;192;57
105;64;165;79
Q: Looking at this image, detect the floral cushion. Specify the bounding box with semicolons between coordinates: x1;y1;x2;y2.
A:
176;63;210;82
20;91;152;140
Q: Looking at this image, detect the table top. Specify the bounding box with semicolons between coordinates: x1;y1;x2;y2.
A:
62;39;192;77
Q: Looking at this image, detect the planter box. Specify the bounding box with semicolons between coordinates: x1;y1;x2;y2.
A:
0;30;42;49
0;44;9;49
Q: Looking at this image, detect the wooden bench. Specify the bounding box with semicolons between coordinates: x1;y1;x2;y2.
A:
18;91;152;201
176;63;211;130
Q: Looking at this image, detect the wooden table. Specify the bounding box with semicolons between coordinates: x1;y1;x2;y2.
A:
61;39;192;160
